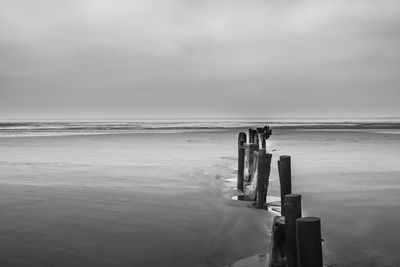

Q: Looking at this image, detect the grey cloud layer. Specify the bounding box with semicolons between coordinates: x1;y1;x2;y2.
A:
1;0;399;118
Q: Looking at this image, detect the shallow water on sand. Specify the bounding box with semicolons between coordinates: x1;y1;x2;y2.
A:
0;128;399;266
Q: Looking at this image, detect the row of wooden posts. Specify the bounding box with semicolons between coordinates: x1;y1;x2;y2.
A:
237;126;323;267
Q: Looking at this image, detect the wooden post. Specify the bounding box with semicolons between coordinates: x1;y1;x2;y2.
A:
284;194;302;267
256;149;266;208
248;143;259;182
239;132;247;142
264;153;272;204
269;216;286;267
278;155;291;215
253;129;259;147
261;133;266;149
264;125;272;139
256;151;272;208
237;132;246;192
254;133;259;148
296;217;323;267
256;127;263;144
248;128;254;143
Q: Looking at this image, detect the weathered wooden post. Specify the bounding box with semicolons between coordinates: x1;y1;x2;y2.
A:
253;129;259;147
261;133;266;149
256;149;266;208
264;153;272;202
296;217;323;267
247;143;259;182
284;194;302;267
256;150;272;208
257;127;263;147
264;125;272;139
278;155;291;215
269;216;286;267
254;134;259;148
248;128;254;143
237;132;246;192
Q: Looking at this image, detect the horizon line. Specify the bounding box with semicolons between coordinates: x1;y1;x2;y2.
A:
1;116;400;122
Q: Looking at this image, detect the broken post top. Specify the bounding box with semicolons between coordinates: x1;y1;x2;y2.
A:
285;194;301;200
238;132;247;145
238;132;246;139
246;125;272;145
258;148;266;155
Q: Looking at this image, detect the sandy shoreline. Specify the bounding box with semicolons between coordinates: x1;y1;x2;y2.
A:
1;129;400;266
0;132;274;266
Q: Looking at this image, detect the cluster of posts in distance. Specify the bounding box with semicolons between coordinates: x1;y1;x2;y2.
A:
237;126;324;267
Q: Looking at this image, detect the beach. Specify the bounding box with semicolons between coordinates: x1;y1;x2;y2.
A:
0;123;400;266
0;131;274;267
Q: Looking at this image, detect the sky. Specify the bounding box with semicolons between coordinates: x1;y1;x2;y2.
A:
0;0;399;119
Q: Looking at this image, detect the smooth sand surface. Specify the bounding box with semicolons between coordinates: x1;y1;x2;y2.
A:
271;129;400;267
1;129;400;266
0;132;273;267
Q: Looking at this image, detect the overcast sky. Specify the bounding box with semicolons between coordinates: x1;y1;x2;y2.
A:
0;0;399;119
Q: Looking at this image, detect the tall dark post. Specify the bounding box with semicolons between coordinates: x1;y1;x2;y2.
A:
254;132;259;148
269;216;286;267
261;133;266;149
256;149;266;208
237;132;246;192
253;129;259;147
264;125;272;139
264;153;272;203
284;194;302;267
278;155;291;215
256;150;272;209
296;217;323;267
248;128;254;143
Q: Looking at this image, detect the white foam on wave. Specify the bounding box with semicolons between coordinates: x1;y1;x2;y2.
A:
1;119;400;137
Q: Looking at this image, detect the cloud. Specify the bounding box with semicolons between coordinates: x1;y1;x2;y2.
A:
0;0;399;118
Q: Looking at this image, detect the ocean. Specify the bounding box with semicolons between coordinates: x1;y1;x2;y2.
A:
1;118;400;137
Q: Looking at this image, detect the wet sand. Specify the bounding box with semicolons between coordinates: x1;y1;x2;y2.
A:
270;129;400;266
1;129;400;266
0;132;273;267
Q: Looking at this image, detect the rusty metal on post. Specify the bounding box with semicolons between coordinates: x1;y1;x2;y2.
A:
296;217;323;267
278;155;291;215
284;194;302;267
